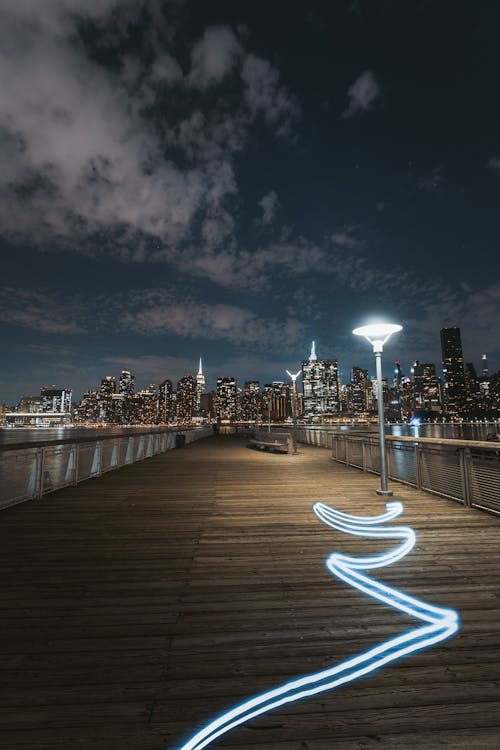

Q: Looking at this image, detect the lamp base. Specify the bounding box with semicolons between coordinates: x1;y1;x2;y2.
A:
376;489;393;497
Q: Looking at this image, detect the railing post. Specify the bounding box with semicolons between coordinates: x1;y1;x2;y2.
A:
27;448;43;500
415;444;422;489
37;447;45;499
91;442;102;477
74;444;80;486
65;445;77;485
362;440;367;472
460;447;473;508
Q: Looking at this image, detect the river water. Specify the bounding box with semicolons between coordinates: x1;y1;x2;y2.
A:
2;421;500;447
0;425;173;447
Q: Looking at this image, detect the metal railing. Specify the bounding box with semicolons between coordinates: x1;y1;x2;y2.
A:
298;430;500;515
0;426;213;511
296;426;333;448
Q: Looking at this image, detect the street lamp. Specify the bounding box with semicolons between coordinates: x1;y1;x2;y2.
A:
285;369;301;455
352;322;402;496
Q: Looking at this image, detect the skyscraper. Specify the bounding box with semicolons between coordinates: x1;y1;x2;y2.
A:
176;375;197;425
301;341;340;418
216;377;237;422
119;370;134;396
412;362;442;413
350;367;369;413
440;327;466;414
239;381;260;423
158;379;175;424
263;381;292;422
100;376;116;394
196;358;205;411
482;354;489;377
40;386;72;413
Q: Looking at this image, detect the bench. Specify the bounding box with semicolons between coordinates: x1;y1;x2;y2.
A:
248;430;291;454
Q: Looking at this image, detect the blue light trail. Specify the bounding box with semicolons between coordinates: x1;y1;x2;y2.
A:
176;501;459;750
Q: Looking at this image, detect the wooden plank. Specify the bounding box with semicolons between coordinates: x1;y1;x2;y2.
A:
0;435;499;749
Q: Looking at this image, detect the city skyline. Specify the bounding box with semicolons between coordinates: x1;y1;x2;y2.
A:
2;2;500;403
4;325;497;411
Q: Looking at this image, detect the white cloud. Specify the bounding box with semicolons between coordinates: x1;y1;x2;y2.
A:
0;288;86;334
258;190;279;225
241;54;300;135
183;237;327;291
342;70;381;118
151;53;183;85
331;230;362;249
487;156;500;173
188;26;243;90
0;5;209;248
122;299;304;347
0;5;298;262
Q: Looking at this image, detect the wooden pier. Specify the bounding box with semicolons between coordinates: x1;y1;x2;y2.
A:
1;435;500;749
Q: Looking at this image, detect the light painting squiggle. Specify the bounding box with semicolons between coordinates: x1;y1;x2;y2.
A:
176;501;459;750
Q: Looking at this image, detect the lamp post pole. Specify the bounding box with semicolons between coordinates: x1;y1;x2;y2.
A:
286;369;301;455
374;343;390;495
353;323;402;497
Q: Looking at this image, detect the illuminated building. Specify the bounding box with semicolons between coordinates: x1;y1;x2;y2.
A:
301;341;340;419
440;327;466;414
239;381;261;423
133;387;158;424
77;391;101;422
266;381;293;422
119;370;135;396
199;392;214;420
350;367;369;413
176;375;197;424
17;396;43;413
482;354;489;377
158;379;175;424
100;376;116;395
411;362;442;414
40;386;72;413
216;377;237;422
196;358;205;412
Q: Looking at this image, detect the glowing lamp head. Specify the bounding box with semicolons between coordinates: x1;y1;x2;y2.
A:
353;323;402;353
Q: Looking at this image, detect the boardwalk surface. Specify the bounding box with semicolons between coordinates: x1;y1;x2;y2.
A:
1;434;500;749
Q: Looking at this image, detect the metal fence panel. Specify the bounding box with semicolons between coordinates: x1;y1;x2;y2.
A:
469;451;500;513
347;439;364;468
388;442;417;485
301;429;500;516
419;446;464;502
364;439;381;474
0;427;213;509
333;436;347;463
100;439;118;474
0;448;41;508
41;445;77;494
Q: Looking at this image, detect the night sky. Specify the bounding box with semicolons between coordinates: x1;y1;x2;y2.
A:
2;0;500;403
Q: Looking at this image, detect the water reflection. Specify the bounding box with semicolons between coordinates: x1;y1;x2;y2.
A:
388;422;499;441
0;425;174;447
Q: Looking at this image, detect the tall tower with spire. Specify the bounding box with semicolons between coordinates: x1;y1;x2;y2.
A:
301;341;340;418
196;357;205;410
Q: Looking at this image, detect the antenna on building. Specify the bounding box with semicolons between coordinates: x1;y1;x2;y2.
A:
309;340;317;361
482;354;489;377
198;357;203;375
